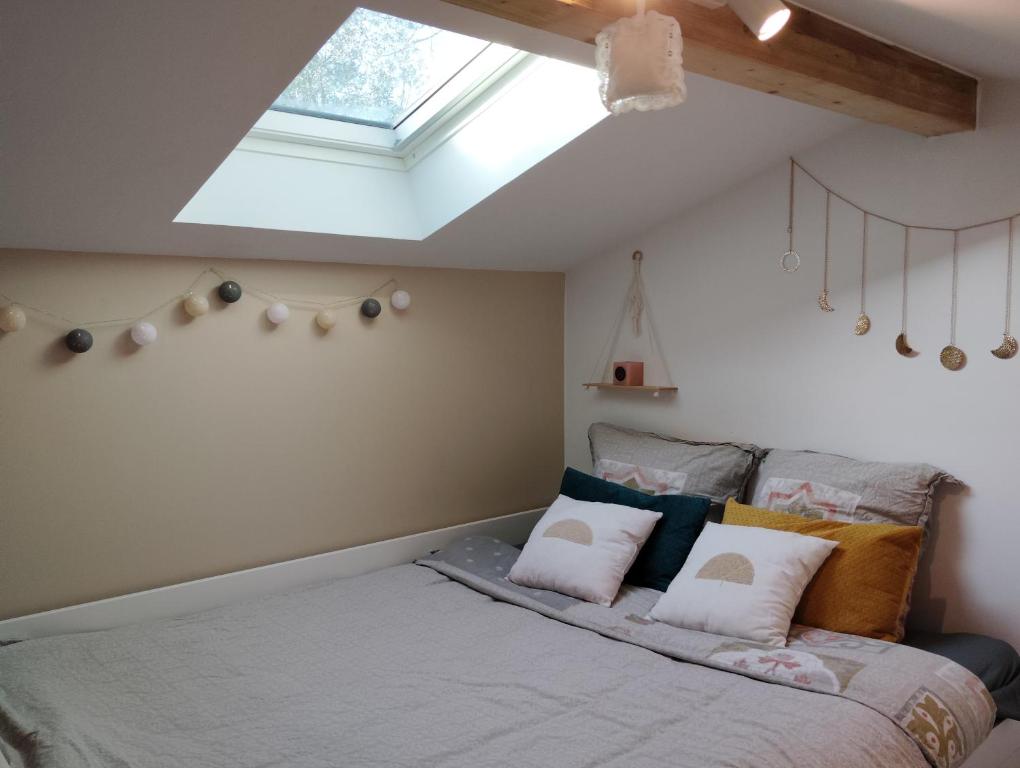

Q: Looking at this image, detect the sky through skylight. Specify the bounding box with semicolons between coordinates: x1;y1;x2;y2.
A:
272;8;490;129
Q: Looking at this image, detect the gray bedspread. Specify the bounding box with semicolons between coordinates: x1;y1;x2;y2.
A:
0;537;994;768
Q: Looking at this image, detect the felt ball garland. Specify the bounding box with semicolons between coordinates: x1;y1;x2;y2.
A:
130;321;158;347
65;328;93;353
390;290;411;311
218;281;242;304
316;309;337;330
0;268;408;358
0;305;26;332
266;302;290;324
183;293;209;317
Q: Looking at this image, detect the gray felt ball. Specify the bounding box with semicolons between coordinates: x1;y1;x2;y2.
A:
217;281;242;303
360;298;382;319
65;328;93;353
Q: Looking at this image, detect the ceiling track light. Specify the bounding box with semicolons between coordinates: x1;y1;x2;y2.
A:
728;0;791;41
691;0;792;42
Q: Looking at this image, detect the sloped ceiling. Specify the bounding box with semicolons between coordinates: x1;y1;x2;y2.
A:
5;0;1013;271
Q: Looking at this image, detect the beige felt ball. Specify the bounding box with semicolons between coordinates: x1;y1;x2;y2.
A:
316;309;337;330
183;293;209;317
0;305;26;332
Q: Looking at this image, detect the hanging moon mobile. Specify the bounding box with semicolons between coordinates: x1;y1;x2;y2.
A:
991;334;1018;359
818;290;834;312
853;215;871;335
992;219;1016;359
895;333;918;357
940;345;966;371
940;233;967;371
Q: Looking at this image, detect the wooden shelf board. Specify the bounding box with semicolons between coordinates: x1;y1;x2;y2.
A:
583;383;678;394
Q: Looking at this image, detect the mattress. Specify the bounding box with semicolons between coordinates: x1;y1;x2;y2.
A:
0;537;999;768
905;630;1020;722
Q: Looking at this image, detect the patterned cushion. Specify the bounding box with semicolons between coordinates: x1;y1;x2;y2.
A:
747;449;957;529
508;495;661;606
650;522;837;646
559;467;711;591
724;501;924;642
589;423;764;503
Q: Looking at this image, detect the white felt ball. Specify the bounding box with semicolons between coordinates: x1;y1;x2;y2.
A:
316;309;337;330
130;321;158;346
266;302;290;325
183;293;209;317
390;290;411;311
0;305;26;332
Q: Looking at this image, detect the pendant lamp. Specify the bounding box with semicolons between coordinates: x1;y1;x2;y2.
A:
595;0;687;115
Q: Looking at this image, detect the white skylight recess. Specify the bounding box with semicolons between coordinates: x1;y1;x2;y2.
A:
271;8;490;130
176;8;608;241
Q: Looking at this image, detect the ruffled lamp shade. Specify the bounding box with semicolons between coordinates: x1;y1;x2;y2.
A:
596;4;686;115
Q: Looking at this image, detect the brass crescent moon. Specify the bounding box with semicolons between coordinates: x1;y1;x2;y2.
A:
895;333;919;358
940;345;967;371
854;313;871;336
818;290;834;313
992;334;1018;359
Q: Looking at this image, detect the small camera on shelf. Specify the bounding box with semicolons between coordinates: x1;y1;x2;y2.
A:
612;361;644;386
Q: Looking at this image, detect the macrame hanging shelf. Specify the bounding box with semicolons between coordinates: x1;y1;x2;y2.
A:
584;251;677;397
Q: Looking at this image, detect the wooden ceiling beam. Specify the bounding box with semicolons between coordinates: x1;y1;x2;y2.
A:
439;0;978;136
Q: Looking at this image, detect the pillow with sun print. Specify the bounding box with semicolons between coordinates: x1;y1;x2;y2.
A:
508;495;661;606
650;522;837;646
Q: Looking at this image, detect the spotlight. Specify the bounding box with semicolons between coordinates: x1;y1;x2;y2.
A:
727;0;791;41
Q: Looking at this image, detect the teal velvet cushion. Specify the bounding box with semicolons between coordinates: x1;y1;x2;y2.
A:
559;467;711;591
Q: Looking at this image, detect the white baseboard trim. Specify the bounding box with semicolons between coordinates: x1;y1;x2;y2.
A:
0;508;544;642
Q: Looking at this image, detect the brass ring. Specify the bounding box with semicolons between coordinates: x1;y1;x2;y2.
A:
781;250;801;273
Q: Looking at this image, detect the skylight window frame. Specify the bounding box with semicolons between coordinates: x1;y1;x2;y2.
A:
249;42;527;167
385;42;494;132
390;44;519;143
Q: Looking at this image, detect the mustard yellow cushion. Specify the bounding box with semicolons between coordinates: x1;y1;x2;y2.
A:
723;500;923;642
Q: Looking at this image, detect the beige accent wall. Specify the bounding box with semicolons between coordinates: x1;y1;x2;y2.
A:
0;249;563;619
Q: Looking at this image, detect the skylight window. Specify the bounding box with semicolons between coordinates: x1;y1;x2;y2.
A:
177;9;609;241
272;8;491;130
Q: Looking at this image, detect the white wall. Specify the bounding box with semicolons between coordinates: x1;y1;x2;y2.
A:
565;81;1020;650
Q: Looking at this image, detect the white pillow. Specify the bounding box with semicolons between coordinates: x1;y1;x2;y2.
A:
508;495;661;606
649;522;837;646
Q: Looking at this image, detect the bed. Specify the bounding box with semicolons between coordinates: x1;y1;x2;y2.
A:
0;536;1014;768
